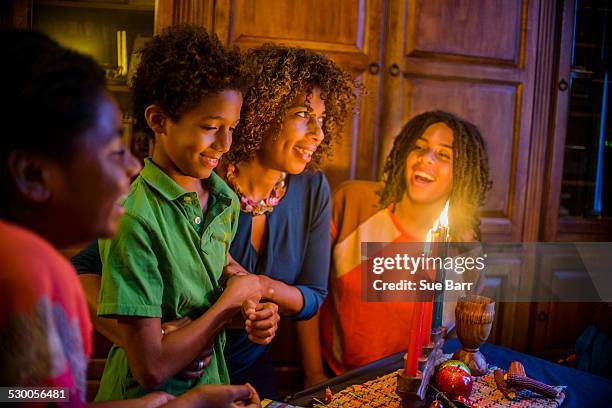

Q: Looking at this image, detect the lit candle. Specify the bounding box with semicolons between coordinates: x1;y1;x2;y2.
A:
431;201;450;330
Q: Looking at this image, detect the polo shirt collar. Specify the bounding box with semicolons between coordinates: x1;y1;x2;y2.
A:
140;158;234;204
140;158;189;201
206;170;235;205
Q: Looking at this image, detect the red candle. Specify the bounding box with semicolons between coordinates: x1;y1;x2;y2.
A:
423;299;433;345
404;300;425;376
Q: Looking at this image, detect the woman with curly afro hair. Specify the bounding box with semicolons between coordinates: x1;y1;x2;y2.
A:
217;44;357;398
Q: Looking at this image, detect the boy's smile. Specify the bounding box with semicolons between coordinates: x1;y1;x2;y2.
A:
153;89;243;187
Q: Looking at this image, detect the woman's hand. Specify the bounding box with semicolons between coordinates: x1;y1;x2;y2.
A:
243;300;280;345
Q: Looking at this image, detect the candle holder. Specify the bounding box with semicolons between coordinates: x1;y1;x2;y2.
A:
452;295;495;376
397;327;446;407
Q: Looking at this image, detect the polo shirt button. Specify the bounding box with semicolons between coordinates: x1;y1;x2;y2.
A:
194;216;201;225
183;196;192;204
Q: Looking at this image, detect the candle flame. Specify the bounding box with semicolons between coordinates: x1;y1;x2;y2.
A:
424;200;450;254
438;200;449;230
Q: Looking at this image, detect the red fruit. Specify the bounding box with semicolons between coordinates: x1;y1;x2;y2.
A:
439;359;471;376
434;366;473;400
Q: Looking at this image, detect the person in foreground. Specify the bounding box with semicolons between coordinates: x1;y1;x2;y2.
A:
0;29;259;407
300;110;491;386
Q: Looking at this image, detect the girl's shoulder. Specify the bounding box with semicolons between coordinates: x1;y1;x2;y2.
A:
332;180;383;206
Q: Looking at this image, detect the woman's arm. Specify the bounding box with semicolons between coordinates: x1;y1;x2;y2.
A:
257;275;304;316
295;313;329;388
226;253;304;316
117;273;264;389
256;173;332;319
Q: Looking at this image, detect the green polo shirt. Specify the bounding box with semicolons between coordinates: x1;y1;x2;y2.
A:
95;158;239;401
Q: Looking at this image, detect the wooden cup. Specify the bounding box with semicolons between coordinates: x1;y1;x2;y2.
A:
452;295;495;376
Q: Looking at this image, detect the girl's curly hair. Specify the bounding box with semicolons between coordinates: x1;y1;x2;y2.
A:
131;25;248;149
225;44;358;167
378;110;491;240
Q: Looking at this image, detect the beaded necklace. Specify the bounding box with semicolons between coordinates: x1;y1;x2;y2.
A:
226;163;287;216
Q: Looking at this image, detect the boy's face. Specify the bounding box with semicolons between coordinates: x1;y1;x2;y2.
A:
160;90;243;180
257;87;325;174
404;122;454;205
51;92;141;242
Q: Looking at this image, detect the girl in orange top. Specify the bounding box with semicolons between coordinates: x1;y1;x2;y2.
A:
299;110;491;386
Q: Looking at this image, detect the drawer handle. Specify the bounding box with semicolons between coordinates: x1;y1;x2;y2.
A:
389;63;400;77
368;62;380;75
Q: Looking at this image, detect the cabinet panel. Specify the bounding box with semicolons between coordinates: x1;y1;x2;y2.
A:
229;0;363;49
407;0;524;65
480;251;524;348
530;246;600;359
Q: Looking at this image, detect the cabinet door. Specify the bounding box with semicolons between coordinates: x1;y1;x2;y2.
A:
208;0;385;188
379;0;539;243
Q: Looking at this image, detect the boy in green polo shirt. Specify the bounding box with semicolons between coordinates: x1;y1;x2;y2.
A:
95;26;275;401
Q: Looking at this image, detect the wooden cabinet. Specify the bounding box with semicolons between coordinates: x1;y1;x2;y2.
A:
533;0;612;362
544;0;612;243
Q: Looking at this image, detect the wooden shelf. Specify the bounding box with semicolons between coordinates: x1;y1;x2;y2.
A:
561;180;595;187
557;216;612;235
568;111;599;119
36;0;154;12
107;83;130;93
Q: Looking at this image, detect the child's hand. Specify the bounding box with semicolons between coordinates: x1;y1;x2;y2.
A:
222;254;250;280
223;274;265;307
243;301;280;345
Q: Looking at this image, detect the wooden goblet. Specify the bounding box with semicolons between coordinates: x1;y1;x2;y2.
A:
452;295;495;376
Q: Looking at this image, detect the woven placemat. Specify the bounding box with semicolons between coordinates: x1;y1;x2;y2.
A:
318;355;566;407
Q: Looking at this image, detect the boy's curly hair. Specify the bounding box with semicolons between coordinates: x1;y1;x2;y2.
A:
224;44;358;167
378;110;491;240
131;25;248;146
